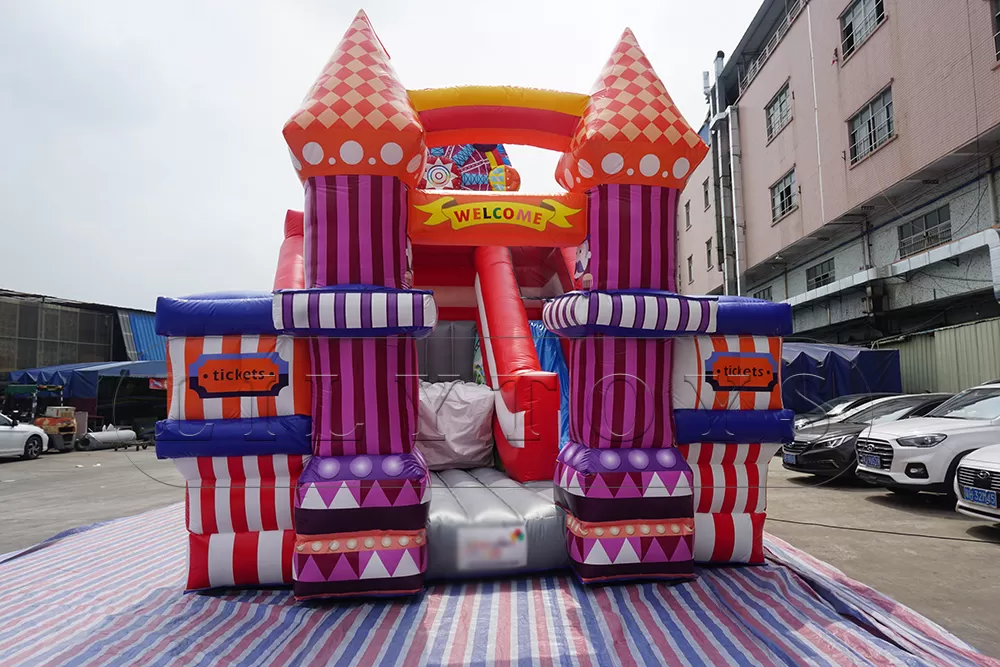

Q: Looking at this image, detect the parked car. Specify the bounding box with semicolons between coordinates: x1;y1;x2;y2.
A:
954;444;1000;523
793;392;896;430
0;412;49;460
856;383;1000;496
784;393;951;477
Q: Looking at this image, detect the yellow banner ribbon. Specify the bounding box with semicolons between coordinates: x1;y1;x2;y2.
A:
415;197;580;232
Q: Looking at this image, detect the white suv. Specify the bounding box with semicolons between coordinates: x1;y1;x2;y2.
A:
954;444;1000;522
855;384;1000;495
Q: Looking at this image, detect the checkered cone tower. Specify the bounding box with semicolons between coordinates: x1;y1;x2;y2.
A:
280;10;436;599
548;30;708;583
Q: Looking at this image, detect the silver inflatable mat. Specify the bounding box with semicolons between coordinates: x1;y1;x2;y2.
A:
426;468;567;580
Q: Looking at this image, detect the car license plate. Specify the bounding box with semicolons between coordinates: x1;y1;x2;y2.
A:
783;452;797;465
858;453;881;468
963;487;998;509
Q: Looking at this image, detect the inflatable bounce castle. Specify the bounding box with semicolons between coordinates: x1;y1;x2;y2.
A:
154;11;793;598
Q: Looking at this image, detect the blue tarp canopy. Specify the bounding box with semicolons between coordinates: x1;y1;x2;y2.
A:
9;360;167;400
781;343;902;414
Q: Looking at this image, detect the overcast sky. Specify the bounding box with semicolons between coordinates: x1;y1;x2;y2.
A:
0;1;759;310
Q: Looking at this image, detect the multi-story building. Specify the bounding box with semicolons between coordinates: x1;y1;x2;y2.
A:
679;0;1000;344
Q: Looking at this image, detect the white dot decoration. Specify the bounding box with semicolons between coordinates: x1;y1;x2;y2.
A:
599;450;621;470
347;539;357;549
350;456;372;478
382;456;403;476
381;537;392;547
317;458;341;479
330;540;340;550
563;168;573;187
578;159;594;178
672;157;690;179
380;142;403;165
626;168;634;176
289;149;303;171
580;528;589;536
610;526;620;536
368;157;377;165
406;154;422;173
340;140;363;165
628;450;649;470
328;157;336;165
364;537;375;549
656;524;666;534
399;536;409;546
640;524;651;535
415;534;423;545
601;153;624;175
302;142;324;166
670;524;681;534
639;154;661;177
661;170;669;178
595;528;604;536
295;543;304;552
625;525;635;535
311;541;323;552
576;177;581;184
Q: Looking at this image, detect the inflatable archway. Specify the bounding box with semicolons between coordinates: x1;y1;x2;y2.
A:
155;10;793;599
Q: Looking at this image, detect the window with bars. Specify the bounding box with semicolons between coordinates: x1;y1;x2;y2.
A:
687;255;694;284
766;84;791;140
753;286;773;301
706;238;713;269
770;169;797;221
703;179;711;209
993;0;1000;61
841;0;885;58
806;258;836;290
685;201;691;230
849;88;893;164
898;205;952;259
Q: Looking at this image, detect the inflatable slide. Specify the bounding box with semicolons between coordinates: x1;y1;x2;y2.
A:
154;10;793;598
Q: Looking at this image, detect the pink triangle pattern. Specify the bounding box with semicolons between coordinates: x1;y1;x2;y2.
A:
296;478;429;509
294;546;428;582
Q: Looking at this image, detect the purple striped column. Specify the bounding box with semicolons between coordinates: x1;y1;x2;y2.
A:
568;337;674;449
308;337;418;457
303;175;408;289
582;184;677;291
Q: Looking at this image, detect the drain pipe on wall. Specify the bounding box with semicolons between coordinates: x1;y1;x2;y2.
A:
728;106;745;296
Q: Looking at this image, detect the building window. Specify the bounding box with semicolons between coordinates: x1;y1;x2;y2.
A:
765;84;791;140
806;258;836;290
849;88;893;164
685;201;691;230
753;286;773;301
770;169;797;221
993;0;1000;61
706;238;713;269
687;255;694;284
703;179;711;210
841;0;885;58
898;205;952;259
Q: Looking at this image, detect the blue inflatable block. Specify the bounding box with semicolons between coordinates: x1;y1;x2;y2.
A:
155;292;276;337
715;296;792;336
155;415;312;458
673;409;794;445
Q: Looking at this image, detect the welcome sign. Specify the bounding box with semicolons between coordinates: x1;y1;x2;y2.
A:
409;190;587;247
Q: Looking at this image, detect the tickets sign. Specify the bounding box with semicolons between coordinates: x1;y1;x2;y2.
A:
188;353;288;399
409;190;586;247
704;352;778;392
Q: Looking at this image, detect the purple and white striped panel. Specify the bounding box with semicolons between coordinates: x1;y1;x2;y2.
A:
542;291;717;338
303;175;408;289
273;289;437;338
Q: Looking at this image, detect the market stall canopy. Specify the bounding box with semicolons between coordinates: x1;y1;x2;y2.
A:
781;343;902;414
10;360;167;400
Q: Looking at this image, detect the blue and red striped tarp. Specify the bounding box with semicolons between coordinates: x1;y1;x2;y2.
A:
0;504;993;666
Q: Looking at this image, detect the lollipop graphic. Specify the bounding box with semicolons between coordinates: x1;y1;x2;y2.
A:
420;144;519;192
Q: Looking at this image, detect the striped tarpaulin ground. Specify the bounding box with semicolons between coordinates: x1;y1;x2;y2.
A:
0;504;993;667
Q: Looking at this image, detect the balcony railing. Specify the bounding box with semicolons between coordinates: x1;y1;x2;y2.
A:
738;0;808;95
